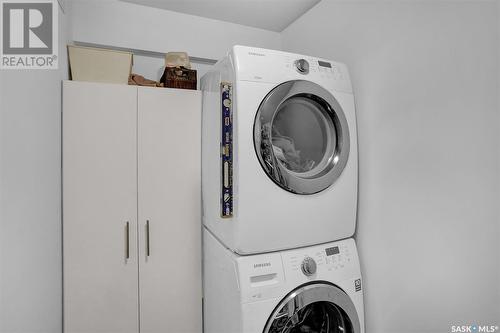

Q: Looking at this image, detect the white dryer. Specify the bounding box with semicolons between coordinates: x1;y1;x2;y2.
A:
203;229;365;333
201;46;358;254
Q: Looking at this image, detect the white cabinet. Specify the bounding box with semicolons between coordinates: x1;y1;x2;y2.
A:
137;88;202;333
63;81;201;333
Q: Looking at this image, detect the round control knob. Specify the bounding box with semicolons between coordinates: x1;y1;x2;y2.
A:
301;257;317;276
294;59;309;74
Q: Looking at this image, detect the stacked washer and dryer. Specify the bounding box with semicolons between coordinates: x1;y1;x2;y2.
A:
201;46;364;333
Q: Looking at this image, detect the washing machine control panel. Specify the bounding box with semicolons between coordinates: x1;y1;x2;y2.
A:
282;239;358;280
237;238;360;304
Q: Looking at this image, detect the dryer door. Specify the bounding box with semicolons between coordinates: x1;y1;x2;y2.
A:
263;283;360;333
254;80;350;195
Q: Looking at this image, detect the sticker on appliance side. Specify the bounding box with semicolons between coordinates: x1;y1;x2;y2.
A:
355;279;362;292
221;82;233;218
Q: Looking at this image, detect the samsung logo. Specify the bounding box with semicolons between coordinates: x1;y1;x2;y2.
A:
254;262;271;268
248;52;265;57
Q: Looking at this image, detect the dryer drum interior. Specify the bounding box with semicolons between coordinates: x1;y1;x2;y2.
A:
263;283;360;333
254;80;350;195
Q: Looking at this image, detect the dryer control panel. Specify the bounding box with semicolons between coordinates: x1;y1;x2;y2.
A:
285;58;346;81
232;46;352;93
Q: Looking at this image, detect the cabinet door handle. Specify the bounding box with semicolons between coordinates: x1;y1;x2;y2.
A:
146;220;150;257
125;221;130;260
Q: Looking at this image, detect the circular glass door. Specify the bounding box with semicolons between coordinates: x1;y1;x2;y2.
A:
254;80;350;195
263;283;360;333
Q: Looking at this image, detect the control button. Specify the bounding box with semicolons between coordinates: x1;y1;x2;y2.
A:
301;257;317;276
294;59;309;74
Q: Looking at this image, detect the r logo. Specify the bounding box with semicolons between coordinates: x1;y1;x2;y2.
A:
2;1;53;54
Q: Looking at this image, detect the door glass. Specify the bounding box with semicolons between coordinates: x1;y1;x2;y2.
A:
254;80;351;194
268;301;351;333
271;97;335;174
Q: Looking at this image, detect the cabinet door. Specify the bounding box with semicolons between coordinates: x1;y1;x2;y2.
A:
138;87;202;333
63;81;139;333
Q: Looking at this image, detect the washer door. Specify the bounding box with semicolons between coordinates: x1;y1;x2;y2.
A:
263;283;360;333
254;80;350;195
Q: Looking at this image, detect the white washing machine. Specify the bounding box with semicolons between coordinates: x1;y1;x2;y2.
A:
201;45;358;254
203;229;365;333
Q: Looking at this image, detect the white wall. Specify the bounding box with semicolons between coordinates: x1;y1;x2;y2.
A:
0;4;71;333
282;1;499;332
69;0;282;80
70;0;282;60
